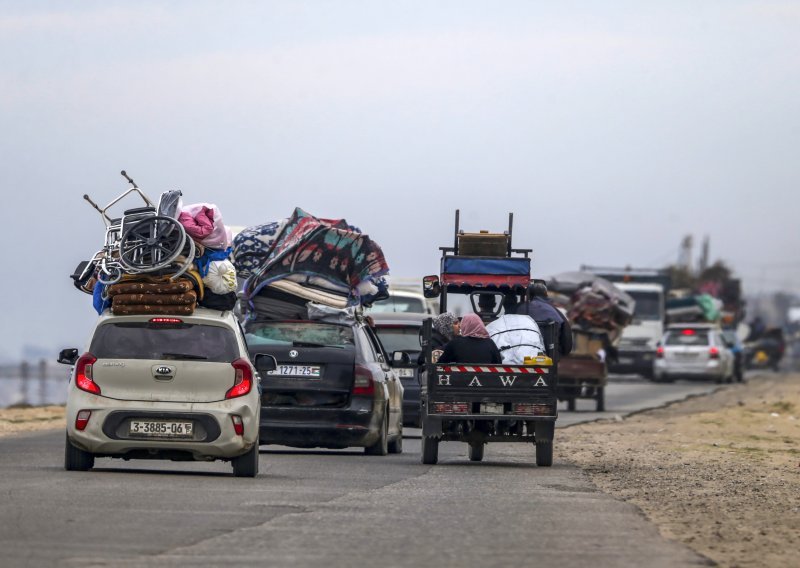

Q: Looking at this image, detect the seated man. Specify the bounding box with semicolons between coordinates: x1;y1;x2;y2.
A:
516;282;573;356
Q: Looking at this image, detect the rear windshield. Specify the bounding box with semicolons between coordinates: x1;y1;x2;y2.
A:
369;296;426;314
245;322;354;348
90;322;239;362
664;329;711;346
374;326;422;354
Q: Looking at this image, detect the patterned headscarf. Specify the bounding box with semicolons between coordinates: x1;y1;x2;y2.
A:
459;313;490;339
433;312;459;340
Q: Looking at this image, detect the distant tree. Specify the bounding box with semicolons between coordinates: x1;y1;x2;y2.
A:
665;264;695;290
699;260;733;283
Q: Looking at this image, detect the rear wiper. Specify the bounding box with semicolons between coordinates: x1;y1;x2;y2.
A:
292;341;344;349
161;352;208;360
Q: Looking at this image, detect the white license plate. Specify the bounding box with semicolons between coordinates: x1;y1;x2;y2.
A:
618;357;634;365
268;365;321;378
397;368;415;378
480;402;504;415
129;420;194;438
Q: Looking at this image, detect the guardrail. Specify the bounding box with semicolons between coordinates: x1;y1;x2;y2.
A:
0;360;70;408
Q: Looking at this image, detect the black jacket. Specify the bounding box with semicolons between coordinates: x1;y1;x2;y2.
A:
516;300;573;356
417;329;450;365
437;336;503;365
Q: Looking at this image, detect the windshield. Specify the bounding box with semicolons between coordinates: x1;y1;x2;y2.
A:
628;291;662;321
369;296;426;314
245;322;354;348
90;322;239;362
374;326;422;354
664;329;710;346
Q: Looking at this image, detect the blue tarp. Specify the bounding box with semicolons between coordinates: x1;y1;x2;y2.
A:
442;256;530;276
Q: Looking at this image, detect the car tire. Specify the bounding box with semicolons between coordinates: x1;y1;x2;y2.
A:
468;442;484;462
567;398;576;412
388;420;403;454
596;387;605;412
535;440;553;467
64;434;94;472
232;440;259;478
421;436;439;465
365;410;389;456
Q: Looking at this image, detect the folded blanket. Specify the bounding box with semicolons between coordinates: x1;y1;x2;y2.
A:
111;291;197;306
111;303;196;316
107;279;194;296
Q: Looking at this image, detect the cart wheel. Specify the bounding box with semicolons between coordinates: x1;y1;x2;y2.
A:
468;442;484;462
567;398;576;412
119;215;186;272
421;436;439;465
596;387;605;412
535;440;553;467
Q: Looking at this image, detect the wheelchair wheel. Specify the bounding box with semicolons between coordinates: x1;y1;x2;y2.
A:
119;215;186;272
97;262;123;285
168;237;196;281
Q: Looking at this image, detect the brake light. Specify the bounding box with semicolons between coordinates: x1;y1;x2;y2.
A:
75;410;91;431
75;353;100;395
231;415;244;436
656;346;665;359
352;365;375;396
512;403;554;416
226;358;253;399
709;347;720;359
432;402;470;414
149;318;183;324
682;329;695;335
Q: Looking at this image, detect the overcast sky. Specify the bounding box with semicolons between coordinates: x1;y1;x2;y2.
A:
1;1;799;359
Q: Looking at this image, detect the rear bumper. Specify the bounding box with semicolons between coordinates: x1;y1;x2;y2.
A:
65;390;259;460
655;359;726;380
259;396;382;448
609;349;655;375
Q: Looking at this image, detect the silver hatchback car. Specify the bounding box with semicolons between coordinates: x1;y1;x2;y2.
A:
59;308;275;477
654;324;735;383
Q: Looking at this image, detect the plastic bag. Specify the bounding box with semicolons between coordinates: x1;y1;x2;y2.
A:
202;260;237;295
179;203;232;249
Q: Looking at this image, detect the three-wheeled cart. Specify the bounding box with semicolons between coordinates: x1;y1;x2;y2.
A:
418;211;560;466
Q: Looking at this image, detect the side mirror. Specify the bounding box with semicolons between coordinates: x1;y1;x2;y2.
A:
392;351;411;366
57;348;79;365
254;353;278;374
422;275;441;299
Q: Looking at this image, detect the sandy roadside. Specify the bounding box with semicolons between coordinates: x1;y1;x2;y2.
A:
0;405;65;436
558;372;800;568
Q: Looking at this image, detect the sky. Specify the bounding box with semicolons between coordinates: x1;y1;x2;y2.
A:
1;0;799;360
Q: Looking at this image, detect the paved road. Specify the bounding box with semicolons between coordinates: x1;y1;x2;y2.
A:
0;377;718;568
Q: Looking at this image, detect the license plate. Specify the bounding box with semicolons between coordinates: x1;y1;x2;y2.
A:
268;365;321;378
480;402;504;415
397;368;415;378
129;420;194;438
618;357;633;365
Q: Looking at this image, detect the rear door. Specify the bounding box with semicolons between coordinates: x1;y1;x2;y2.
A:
664;328;712;371
363;325;402;428
88;319;240;403
246;321;356;408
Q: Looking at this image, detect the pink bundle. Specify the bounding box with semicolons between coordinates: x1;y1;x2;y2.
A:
178;203;232;249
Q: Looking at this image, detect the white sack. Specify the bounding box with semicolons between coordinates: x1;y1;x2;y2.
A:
486;314;545;365
203;260;237;295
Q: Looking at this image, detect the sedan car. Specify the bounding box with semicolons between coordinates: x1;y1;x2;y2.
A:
59;308;267;477
245;317;403;455
370;312;426;427
654;324;735;383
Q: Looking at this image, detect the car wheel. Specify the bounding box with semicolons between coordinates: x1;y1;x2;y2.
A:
567;398;576;412
596;387;605;412
365;410;389;456
468;442;484;462
388;420;403;454
232;440;259;478
64;434;94;472
535;440;553;467
421;436;439;465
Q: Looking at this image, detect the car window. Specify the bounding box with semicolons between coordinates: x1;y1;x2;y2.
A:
90;322;239;362
664;329;710;346
628;291;662;321
374;326;422;354
355;327;379;362
369;296;426;313
245;322;354;348
364;326;390;362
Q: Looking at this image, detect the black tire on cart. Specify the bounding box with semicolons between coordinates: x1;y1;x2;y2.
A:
468;442;484;462
596;387;605;412
64;434;94;471
535;440;553;467
365;410;389;456
567;398;576;412
232;440;259;478
421;436;439;465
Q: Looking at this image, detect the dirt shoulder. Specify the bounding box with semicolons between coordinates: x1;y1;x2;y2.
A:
0;405;65;436
558;373;800;568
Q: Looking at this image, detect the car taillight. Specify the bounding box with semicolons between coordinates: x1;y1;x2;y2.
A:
226;358;253;399
231;415;244;436
656;346;665;359
512;403;554;416
432;402;470;414
352;365;375;396
709;347;720;359
149;317;183;324
75;410;91;431
75;353;100;395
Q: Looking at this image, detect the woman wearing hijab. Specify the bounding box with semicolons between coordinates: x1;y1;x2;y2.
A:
437;313;503;364
419;312;460;364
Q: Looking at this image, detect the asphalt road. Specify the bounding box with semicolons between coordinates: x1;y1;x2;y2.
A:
0;377;718;568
